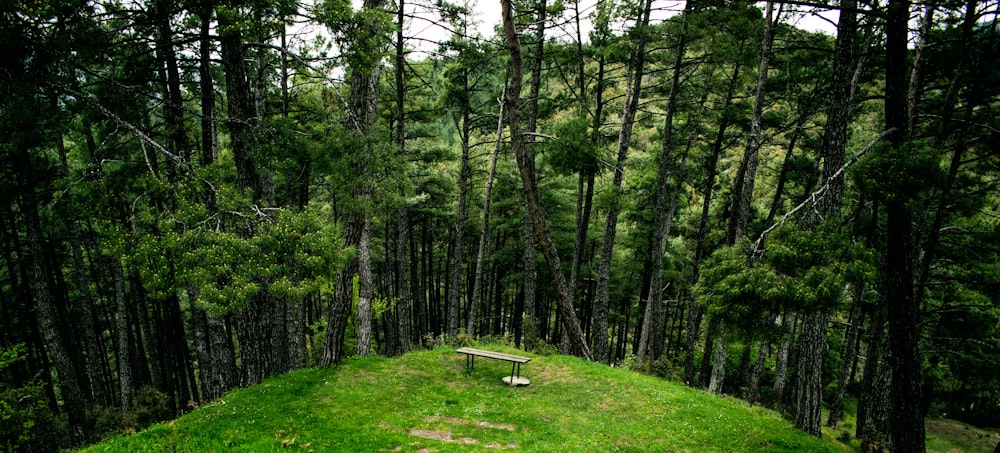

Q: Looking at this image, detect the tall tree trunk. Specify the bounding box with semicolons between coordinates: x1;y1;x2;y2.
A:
771;310;797;406
322;0;386;360
448;103;471;338
393;0;411;354
17;159;87;444
501;0;591;360
640;0;694;364
745;339;769;404
110;256;133;412
707;321;728;395
792;0;857;435
522;213;539;347
57;144;109;406
595;0;652;364
198;6;216;165
857;302;891;447
827;291;864;427
728;0;775;244
468;90;505;335
521;0;548;350
217;7;264;201
701;63;743;390
153;0;190;174
356;217;374;356
884;0;925;449
794;310;827;436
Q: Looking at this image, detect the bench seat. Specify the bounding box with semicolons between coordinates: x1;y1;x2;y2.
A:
456;347;531;385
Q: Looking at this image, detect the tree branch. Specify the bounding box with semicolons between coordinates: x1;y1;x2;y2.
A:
751;128;896;256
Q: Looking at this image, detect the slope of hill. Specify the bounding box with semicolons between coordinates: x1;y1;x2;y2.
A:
83;346;854;452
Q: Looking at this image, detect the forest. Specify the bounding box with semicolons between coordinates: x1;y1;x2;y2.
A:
0;0;998;450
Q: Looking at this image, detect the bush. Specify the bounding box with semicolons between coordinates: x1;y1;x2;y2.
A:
124;386;172;431
0;344;71;452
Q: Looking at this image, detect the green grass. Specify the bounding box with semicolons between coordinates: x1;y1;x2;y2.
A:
83;345;855;452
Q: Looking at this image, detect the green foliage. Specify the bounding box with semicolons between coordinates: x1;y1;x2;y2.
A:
177;206;344;312
695;245;782;329
852;140;946;204
315;0;393;72
542;116;601;176
0;344;71;451
696;222;875;337
766;223;874;311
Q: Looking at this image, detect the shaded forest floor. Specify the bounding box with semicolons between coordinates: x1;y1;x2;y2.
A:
80;345;991;452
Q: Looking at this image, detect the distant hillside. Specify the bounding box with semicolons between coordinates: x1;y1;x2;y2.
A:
83;346;855;452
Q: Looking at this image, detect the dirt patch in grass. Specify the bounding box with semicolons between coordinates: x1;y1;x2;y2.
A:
926;419;1000;453
424;415;517;431
531;362;581;387
409;428;478;444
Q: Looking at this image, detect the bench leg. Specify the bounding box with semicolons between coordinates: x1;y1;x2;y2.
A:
510;362;516;382
466;355;474;374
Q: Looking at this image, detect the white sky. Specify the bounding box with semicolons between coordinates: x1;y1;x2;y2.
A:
455;0;838;44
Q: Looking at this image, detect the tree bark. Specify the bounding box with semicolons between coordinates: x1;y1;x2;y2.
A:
771;310;797;406
198;6;216;166
448;97;471;338
794;310;827;436
727;0;775;244
884;0;925;449
356;217;374;356
501;0;591;361
522;0;548;349
828;290;864;427
111;256;133;412
642;0;695;364
217;6;264;201
393;0;411;355
596;0;652;365
17;159;87;444
468;90;505;336
707;321;728;395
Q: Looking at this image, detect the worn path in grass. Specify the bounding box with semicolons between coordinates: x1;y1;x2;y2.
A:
84;346;854;452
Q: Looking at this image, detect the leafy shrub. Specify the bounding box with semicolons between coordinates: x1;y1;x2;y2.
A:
0;344;70;452
124;386;172;431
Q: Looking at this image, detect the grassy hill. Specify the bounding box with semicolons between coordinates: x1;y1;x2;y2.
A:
83;345;858;452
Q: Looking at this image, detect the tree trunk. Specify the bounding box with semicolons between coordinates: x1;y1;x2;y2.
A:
641;0;694;364
857;302;891;448
694;62;742;387
727;0;775;244
522;212;539;347
197;7;216;165
794;310;827;436
501;0;591;361
707;320;728;395
828;291;864;427
884;0;925;449
217;7;264;201
468;90;505;336
356;217;374;356
110;256;133;412
17;161;87;444
522;0;547;349
448;102;471;338
393;0;411;355
595;0;652;364
745;340;769;404
771;310;797;406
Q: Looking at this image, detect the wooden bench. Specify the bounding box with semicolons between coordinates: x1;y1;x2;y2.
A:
456;347;531;386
